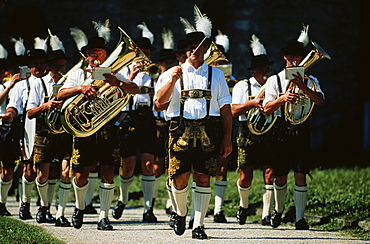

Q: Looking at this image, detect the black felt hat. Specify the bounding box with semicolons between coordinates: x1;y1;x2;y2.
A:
26;49;47;63
157;49;176;61
135;37;156;51
81;37;107;54
47;50;67;63
281;39;308;56
175;39;186;54
182;32;210;49
247;54;274;70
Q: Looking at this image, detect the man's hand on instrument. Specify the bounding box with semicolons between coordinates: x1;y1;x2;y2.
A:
80;85;98;101
103;74;120;86
281;87;297;104
128;63;141;81
291;72;307;90
2;112;14;124
253;97;264;110
44;99;63;111
8;73;21;89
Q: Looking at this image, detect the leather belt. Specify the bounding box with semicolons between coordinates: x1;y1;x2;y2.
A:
139;86;154;96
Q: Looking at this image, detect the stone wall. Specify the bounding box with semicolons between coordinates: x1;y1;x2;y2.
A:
0;0;368;166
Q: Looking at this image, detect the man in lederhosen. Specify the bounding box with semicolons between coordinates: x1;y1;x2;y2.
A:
156;31;232;239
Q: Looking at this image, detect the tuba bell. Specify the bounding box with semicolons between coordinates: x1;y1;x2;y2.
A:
284;40;331;125
247;40;331;135
60;27;145;137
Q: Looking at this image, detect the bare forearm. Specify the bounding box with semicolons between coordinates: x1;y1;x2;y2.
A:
156;79;176;105
56;87;81;101
264;97;284;115
302;88;324;105
120;81;140;94
27;105;47;119
232;102;255;117
220;104;232;140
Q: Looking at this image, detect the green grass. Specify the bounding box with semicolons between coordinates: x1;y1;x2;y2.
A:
0;216;65;244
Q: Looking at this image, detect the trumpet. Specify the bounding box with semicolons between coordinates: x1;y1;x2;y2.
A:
139;62;161;78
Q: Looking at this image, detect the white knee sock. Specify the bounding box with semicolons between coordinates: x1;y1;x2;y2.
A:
18;177;22;202
262;184;274;218
0;178;13;204
141;175;155;211
118;175;134;204
237;179;251;208
22;175;35;203
85;172;98;206
99;182;115;221
166;180;176;212
190;181;196;220
153;177;161;199
172;184;189;217
214;180;227;214
47;178;57;207
193;185;211;229
274;182;287;213
56;182;71;218
72;179;88;210
36;180;49;207
294;185;308;221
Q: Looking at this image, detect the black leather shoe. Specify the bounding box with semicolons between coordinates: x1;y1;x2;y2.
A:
236;206;248;225
0;203;12;216
19;202;32;220
165;206;173;215
262;215;271;226
72;208;84;229
271;210;283;228
192;226;208;239
295;218;309;230
112;201;125;220
173;215;186;236
84;203;97;214
169;211;177;228
214;211;227;223
188;218;194;229
143;209;157;223
46;209;56;223
55;216;71;227
97;217;113;230
36;207;48;223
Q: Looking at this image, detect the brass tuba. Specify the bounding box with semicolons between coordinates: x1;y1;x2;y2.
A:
60;27;146;137
247;40;331;135
44;58;86;134
205;41;229;65
246;85;277;135
284;41;331;125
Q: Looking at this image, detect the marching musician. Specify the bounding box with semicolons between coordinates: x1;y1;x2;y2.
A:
0;49;22;216
156;31;232;239
112;31;159;223
56;36;139;230
231;35;275;226
26;48;73;227
263;35;325;230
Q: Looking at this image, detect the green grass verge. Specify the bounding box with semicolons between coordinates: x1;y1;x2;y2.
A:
0;216;64;244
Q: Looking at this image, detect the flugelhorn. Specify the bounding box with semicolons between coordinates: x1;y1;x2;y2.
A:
284;40;331;125
60;27;144;137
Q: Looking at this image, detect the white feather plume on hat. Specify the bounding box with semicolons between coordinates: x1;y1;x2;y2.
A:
48;29;65;52
137;22;154;44
70;27;88;51
215;30;229;53
92;19;111;43
0;43;8;59
162;28;174;49
193;5;212;38
297;24;309;47
11;38;26;56
250;34;266;56
180;16;196;34
34;37;48;52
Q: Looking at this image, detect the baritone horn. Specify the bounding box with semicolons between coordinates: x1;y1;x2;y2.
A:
284;40;331;125
60;27;145;137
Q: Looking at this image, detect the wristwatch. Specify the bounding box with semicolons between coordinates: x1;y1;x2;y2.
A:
119;81;124;87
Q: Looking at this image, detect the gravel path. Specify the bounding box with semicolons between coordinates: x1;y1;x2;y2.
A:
5;197;367;244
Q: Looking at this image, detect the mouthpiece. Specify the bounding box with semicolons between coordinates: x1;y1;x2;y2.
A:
94;60;101;66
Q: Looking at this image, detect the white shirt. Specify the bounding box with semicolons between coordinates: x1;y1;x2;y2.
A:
155;60;231;120
232;77;263;121
61;67;91;89
0;83;8;115
263;70;324;118
116;63;154;112
7;76;39;116
26;73;54;111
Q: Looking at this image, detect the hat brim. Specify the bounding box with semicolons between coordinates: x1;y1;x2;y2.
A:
281;47;308;57
182;37;210;50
